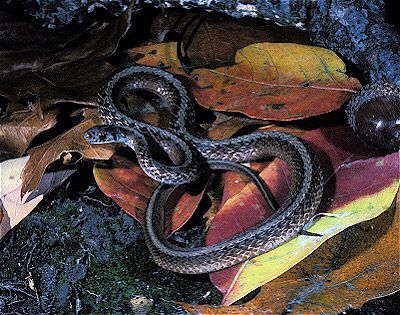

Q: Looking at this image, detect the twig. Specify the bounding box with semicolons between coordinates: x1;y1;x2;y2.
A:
0;283;36;299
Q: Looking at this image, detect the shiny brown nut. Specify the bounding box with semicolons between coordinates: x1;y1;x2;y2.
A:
347;81;400;153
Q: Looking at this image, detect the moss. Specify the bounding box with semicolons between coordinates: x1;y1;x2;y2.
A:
0;181;222;314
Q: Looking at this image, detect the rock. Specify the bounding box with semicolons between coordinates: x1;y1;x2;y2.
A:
6;0;128;28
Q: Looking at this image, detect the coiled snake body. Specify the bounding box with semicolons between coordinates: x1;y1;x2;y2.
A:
84;65;324;274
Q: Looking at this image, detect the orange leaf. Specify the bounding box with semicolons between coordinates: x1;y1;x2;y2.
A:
93;154;207;235
130;42;361;120
164;182;208;237
93;155;158;223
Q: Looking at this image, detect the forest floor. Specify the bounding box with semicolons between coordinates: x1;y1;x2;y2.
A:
1;165;399;314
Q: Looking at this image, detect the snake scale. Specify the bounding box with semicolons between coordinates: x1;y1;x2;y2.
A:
84;65;324;274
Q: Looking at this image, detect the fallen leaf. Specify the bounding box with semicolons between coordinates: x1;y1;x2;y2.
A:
25;168;77;203
1;2;138;196
164;182;208;237
21;108;115;195
0;1;136;113
130;42;361;120
93;155;158;223
0;107;60;156
201;112;270;141
0;157;43;239
92;154;208;235
205;126;399;305
149;10;312;69
178;194;399;314
0;156;77;239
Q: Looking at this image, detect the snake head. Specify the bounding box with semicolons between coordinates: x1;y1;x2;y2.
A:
84;125;119;144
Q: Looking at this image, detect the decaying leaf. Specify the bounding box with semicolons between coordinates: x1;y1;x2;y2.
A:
0;2;136;110
21;108;115;195
130;41;361;120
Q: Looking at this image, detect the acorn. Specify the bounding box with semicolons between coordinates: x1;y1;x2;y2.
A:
346;81;400;153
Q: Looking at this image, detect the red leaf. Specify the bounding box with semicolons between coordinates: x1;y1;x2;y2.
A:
207;126;398;304
93;154;208;235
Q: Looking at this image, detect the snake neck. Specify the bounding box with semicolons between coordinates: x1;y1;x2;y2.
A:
98;65;196;137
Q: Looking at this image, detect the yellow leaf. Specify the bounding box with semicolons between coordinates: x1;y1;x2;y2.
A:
130;42;361;120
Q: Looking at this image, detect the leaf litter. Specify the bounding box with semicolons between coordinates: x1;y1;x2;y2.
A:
0;3;398;314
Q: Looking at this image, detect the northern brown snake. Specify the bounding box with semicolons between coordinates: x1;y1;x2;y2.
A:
84;65;324;274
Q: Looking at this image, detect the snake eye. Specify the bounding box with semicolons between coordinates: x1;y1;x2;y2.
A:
99;132;107;141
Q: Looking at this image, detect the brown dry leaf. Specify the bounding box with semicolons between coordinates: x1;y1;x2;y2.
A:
0;1;136;112
201;111;306;142
0;108;60;156
21;108;115;195
201;112;270;140
1;1;138;196
178;195;399;314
